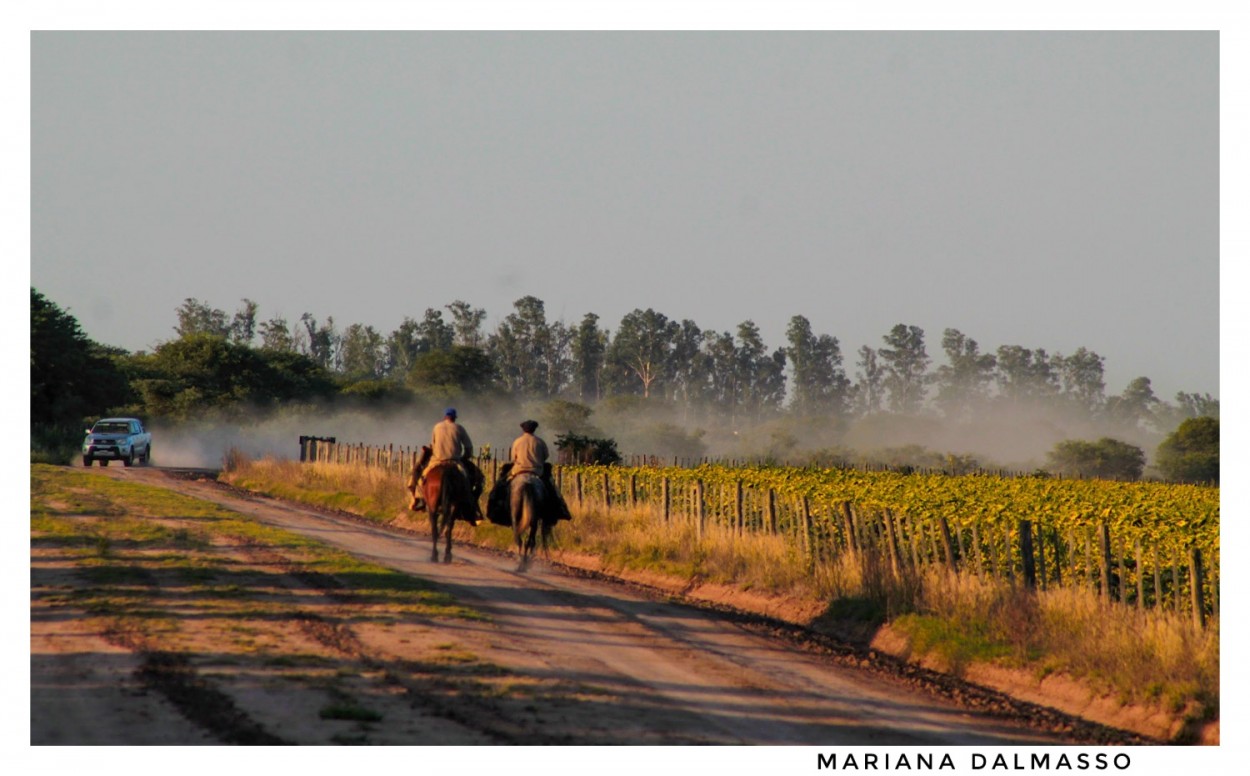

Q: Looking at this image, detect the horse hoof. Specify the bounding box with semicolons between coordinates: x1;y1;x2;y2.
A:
442;555;453;564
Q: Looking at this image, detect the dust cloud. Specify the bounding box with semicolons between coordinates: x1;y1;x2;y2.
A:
147;394;1167;474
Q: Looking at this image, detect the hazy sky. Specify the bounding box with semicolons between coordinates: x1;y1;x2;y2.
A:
30;31;1219;400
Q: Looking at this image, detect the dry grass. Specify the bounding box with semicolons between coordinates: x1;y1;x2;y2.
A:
894;568;1219;722
223;453;408;524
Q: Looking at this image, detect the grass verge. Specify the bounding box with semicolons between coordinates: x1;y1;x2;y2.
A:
30;463;512;744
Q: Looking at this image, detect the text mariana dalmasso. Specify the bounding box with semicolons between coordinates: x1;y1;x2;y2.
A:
816;751;1132;771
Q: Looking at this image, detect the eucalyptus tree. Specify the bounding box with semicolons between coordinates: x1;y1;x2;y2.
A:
258;315;297;352
228;299;258;345
383;317;422;379
570;313;608;402
384;309;455;379
785;315;850;418
545;320;575;400
1176;392;1218;419
338;323;386;379
853;345;885;416
1151;391;1217;437
668;319;712;411
994;345;1059;404
488;296;570;398
735;321;787;423
174;298;229;339
703;330;740;419
933;328;996;420
416;307;455;352
1103;376;1160;431
1054;347;1106;414
298;313;338;370
446;300;487;348
606;308;679;399
878;324;930;414
173;298;258;345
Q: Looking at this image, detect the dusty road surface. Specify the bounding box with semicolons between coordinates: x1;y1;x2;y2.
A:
31;465;1145;746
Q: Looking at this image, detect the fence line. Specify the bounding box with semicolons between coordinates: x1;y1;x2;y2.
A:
296;437;1218;628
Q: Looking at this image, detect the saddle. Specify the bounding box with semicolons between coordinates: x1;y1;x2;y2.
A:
485;462;573;526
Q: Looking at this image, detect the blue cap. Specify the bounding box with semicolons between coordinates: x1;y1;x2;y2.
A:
445;407;457;418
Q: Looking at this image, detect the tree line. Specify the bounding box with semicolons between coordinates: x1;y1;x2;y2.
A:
167;293;1216;433
31;288;1218;481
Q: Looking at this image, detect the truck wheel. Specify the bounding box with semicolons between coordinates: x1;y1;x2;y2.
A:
82;456;92;467
123;450;134;467
143;445;152;465
100;460;109;467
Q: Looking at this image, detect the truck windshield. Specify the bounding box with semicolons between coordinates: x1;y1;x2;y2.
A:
93;423;130;434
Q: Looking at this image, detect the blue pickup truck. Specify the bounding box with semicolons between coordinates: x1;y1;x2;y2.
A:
82;417;152;467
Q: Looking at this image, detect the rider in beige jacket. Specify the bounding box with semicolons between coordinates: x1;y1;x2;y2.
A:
409;408;482;520
431;408;474;465
509;419;549;479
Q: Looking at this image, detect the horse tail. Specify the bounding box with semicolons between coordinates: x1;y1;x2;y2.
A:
439;473;454;528
521;480;537;536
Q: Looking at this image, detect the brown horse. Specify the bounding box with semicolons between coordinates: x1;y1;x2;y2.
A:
509;473;554;572
422;462;476;563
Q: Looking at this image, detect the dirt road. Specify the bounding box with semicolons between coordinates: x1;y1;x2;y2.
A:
31;465;1141;746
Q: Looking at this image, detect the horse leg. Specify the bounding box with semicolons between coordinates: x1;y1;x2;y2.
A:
526;518;539;567
441;488;454;564
521;486;541;572
429;510;440;562
508;481;523;571
540;519;553;559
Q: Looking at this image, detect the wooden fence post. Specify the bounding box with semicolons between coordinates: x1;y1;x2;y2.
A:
1190;548;1206;629
938;517;957;571
906;514;922;570
970;523;983;577
1098;522;1114;600
1019;520;1037;589
882;509;903;578
1173;546;1184;611
1035;522;1047;590
662;477;670;523
767;489;778;535
1051;531;1062;588
575;471;583;508
696;479;705;541
735;480;744;536
800;496;812;562
603;471;611;510
840;502;857;561
1003;523;1014;583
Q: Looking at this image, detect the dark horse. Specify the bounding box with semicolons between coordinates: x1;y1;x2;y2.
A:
422;462;477;563
509;473;555;572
